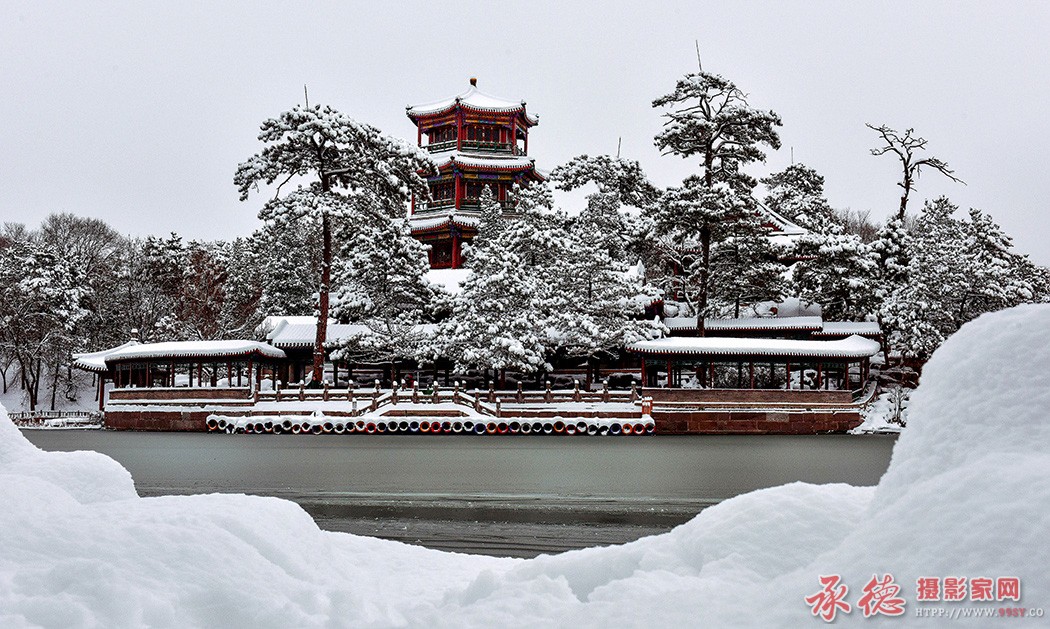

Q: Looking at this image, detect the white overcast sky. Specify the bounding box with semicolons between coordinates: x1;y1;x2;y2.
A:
2;1;1049;264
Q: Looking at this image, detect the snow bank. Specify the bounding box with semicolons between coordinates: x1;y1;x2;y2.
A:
2;305;1048;627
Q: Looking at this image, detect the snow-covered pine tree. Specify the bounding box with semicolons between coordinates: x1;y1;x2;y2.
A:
440;241;548;383
328;214;442;373
707;206;788;318
250;217;321;321
0;241;89;410
236;104;431;383
790;231;876;321
963;208;1037;319
881;197;970;358
474;184;504;245
551;154;659;264
761;163;840;234
544;217;664;387
651;70;782;331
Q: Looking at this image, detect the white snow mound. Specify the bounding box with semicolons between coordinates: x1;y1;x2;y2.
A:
1;305;1048;627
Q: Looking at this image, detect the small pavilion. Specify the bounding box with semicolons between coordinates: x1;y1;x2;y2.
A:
627;335;880;397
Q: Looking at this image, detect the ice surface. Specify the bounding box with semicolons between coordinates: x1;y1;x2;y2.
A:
2;305;1048;627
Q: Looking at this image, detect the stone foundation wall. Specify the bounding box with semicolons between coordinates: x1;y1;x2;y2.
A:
104;410;219;431
652;409;862;434
645;388;852;405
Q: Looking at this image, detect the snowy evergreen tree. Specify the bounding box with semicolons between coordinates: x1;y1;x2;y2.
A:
551;154;659;263
790;232;876;321
440;242;549;380
761;163;840;233
544;218;664;386
707;210;788;317
328;215;442;369
474;185;504;245
250;217;321;321
651;69;782;330
0;241;88;410
236;104;431;382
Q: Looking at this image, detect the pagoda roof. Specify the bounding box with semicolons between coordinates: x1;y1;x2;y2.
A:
408;211;481;235
428;150;540;174
407;83;539;126
627;335;880;360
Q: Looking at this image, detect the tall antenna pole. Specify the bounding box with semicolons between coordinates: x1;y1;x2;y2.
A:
695;40;703;71
790;146;794;165
616;137;622;159
304;84;310;109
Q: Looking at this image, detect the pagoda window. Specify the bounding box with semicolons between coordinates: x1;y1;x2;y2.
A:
429;181;455;208
427;126;457;150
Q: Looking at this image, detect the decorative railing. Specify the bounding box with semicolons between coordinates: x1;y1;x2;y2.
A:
426;140;523;155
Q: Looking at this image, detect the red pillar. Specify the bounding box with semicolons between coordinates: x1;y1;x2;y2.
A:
98;376;105;411
523;127;528;155
640;358;646;389
666;359;673;388
456;110;463;151
454;172;462;209
451;232;461;269
786;362;791;390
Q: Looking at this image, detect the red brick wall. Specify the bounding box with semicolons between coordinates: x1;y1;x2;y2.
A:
109;387;252;402
104;410;218;431
652;409;861;434
645;388;852;405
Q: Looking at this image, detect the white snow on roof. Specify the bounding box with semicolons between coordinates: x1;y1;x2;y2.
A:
267;321;372;348
814;321;882;337
72;341;141;372
407;84;539;124
428;151;536;171
758;200;809;236
105;340;286;363
409;211;480;232
663;316;823;332
427;268;470;295
628;335;881;359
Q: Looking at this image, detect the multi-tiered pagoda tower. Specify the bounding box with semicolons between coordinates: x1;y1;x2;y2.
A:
406;79;544;269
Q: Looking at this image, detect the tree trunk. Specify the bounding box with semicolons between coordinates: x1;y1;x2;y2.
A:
313;210;332;384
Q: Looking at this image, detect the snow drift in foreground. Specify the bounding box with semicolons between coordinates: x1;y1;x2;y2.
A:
2;306;1049;627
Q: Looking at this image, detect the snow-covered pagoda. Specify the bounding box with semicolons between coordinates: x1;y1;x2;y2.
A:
406;78;544;268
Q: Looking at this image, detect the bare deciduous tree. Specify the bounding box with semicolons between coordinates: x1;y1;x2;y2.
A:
866;124;964;220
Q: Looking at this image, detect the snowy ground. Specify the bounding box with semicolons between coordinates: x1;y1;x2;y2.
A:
2;305;1049;626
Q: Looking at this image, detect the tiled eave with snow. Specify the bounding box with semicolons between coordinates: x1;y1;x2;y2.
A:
72;341;141;372
409;211;481;235
104;341;286;365
406;85;539;126
627;335;881;360
268;322;373;349
812;321;883;338
428;151;541;175
663;316;824;333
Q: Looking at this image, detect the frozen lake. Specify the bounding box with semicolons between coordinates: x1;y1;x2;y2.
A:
24;430;897;557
